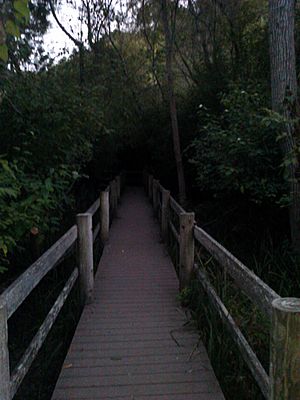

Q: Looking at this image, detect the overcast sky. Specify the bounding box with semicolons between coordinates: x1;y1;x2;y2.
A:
43;3;80;58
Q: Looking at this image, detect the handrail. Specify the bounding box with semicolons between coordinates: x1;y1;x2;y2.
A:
194;225;280;318
170;196;185;215
168;220;180;243
196;264;269;398
86;198;100;215
0;225;78;318
145;172;300;400
0;173;124;400
10;267;79;398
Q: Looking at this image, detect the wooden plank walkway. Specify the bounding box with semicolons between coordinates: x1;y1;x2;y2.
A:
52;187;224;400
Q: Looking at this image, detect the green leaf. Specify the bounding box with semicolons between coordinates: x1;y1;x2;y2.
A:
0;44;8;62
14;0;30;23
5;20;20;37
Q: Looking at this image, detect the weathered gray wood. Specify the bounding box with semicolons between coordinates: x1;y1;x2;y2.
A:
52;188;225;400
77;214;94;304
10;268;78;398
93;222;100;242
161;188;170;242
0;225;77;319
168;219;180;243
196;265;269;399
0;304;10;400
152;179;159;216
100;190;109;242
86;198;100;216
194;226;280;318
148;175;153;201
170;196;185;215
179;212;195;290
270;297;300;400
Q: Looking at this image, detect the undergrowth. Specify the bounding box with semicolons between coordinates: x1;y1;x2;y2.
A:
172;196;299;400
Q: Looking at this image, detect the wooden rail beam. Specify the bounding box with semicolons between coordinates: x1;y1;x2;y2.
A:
196;265;269;398
77;213;94;304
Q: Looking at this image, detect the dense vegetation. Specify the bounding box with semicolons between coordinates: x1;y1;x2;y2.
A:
1;0;300;399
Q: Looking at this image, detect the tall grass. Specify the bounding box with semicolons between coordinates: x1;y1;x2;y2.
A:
175;197;299;399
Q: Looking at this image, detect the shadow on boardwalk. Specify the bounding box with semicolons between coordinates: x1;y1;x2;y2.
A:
52;187;224;400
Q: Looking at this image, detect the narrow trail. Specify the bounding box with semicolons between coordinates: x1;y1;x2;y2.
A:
52;187;224;400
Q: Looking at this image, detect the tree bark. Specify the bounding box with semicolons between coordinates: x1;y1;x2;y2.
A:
161;0;186;204
269;0;300;251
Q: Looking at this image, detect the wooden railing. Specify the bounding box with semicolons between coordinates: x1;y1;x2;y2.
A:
0;173;125;400
144;172;300;400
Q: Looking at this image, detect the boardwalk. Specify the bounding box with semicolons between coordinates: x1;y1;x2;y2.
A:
52;187;224;400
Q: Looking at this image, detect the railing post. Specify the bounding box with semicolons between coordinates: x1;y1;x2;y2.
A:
179;212;195;290
161;188;170;242
100;190;109;242
148;175;153;202
0;303;10;400
270;298;300;399
153;179;158;216
77;213;94;305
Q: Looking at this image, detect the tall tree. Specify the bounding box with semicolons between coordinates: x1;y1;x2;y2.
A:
269;0;300;251
161;0;186;203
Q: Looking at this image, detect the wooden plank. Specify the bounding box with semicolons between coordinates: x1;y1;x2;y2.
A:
52;188;224;400
194;225;280;318
10;268;78;398
170;196;185;215
0;304;10;400
168;220;179;243
195;265;269;399
86;198;100;216
93;223;100;242
0;225;77;319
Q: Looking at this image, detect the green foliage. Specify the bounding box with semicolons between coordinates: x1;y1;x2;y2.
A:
187;83;287;205
176;287;193;307
0;0;30;62
0;158;79;271
0;59;108;271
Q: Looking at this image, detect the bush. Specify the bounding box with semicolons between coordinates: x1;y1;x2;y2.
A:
187;83;287;205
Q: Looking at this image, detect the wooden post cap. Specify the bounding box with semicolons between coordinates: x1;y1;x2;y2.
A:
272;297;300;312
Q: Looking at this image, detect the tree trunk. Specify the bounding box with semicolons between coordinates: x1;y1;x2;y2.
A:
161;0;186;204
269;0;300;251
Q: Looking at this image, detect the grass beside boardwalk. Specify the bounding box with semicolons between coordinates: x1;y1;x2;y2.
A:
174;197;299;400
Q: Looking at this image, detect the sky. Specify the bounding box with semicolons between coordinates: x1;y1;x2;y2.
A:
43;2;81;58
